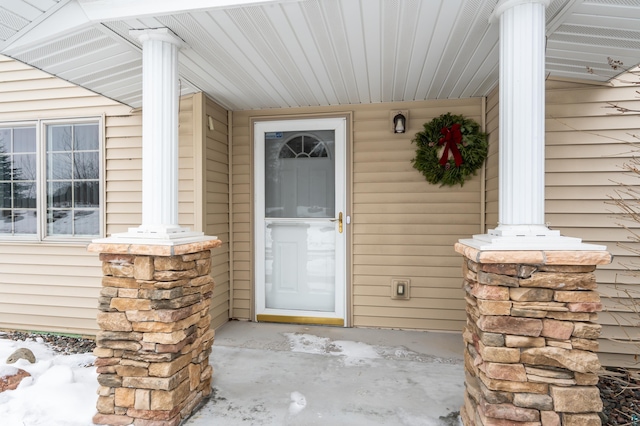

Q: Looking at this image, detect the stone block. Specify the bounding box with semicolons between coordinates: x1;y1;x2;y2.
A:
118;288;139;298
132;312;201;334
574;372;599;386
541;319;574;340
143;330;189;345
527;375;576;386
477;300;512;316
93;347;114;358
92;413;133;426
519;272;596;290
101;287;119;297
479;371;548;394
126;305;195;323
98;386;113;396
553;291;600;303
189;363;201;391
546;340;573;350
550;385;603;413
477;271;520;287
103;276;138;289
135;389;151;410
511;301;568;312
478;315;543;337
511;308;548;318
545;312;591;321
139;288;184;300
478;380;514;404
510;287;554;302
520;347;600;373
562;413;602;426
148;354;192;378
97;365;117;374
571;338;598;352
478;342;521;363
524;366;573;379
150;379;191;410
115;365;149;377
479;400;540;422
97;395;115;414
479;331;505;347
122;368;187;391
154;256;196;271
572;323;601;340
98;374;123;388
540;411;560;426
134;256;154;280
97;312;133;332
150;294;201;310
152;278;192;290
115;387;136;408
195;258;211;275
513;393;553;411
470;282;510;301
477;263;519;276
153;269;199;282
567;302;602;313
483;362;527;382
111;298;152;312
103;262;134;277
505;335;545;348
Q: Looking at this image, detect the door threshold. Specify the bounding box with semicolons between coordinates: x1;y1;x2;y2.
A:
257;314;344;327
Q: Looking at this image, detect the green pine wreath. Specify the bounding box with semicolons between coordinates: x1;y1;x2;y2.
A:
411;112;488;187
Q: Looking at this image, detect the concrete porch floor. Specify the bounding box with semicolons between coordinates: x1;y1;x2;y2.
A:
185;321;465;426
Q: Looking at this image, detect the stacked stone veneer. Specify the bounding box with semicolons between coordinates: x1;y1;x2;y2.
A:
88;240;221;426
455;243;612;426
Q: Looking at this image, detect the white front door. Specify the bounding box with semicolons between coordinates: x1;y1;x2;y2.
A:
254;118;346;325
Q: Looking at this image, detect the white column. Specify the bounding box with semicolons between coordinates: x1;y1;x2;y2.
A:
94;28;208;245
460;0;603;250
136;28;181;232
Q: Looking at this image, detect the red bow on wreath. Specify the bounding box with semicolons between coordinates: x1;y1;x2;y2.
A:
438;123;463;167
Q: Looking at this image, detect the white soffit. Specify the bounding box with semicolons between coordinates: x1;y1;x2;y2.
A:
0;0;639;110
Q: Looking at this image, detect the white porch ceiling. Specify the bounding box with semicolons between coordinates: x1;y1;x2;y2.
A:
1;0;639;110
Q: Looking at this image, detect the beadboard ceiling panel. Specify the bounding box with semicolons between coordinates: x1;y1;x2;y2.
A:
1;0;639;110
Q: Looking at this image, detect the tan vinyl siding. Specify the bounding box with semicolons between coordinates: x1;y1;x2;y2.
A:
484;86;499;229
231;99;484;331
0;55;130;335
201;94;230;329
545;78;640;368
0;56;205;335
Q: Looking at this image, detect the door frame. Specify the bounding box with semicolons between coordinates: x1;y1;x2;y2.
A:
253;116;348;326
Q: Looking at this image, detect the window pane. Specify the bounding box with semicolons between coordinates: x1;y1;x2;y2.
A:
0;151;11;180
13;154;36;180
14;210;36;234
47;210;72;235
74;124;99;150
48;153;72;180
48;125;72;151
74;152;99;179
74;210;99;235
14;182;36;208
43;121;101;238
0;210;12;233
13;128;36;152
48;181;72;208
74;181;99;207
0;182;10;208
0;129;10;151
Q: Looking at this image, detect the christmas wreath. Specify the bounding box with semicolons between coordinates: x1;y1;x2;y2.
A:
411;112;488;187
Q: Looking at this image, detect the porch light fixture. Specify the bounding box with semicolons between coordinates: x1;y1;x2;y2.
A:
391;110;408;133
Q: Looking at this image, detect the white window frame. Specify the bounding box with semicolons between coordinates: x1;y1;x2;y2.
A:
0;117;104;243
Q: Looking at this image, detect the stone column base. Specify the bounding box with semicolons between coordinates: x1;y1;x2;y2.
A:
455;243;611;426
88;239;222;426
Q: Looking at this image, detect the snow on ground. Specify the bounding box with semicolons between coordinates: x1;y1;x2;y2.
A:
0;334;97;426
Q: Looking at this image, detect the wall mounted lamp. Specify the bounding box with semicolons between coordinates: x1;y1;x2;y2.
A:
391;110;408;134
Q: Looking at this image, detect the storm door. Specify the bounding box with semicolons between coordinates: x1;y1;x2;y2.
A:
254;118;346;325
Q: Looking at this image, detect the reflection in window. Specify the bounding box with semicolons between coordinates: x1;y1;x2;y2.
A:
279;135;329;159
46;123;100;236
0;126;37;235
